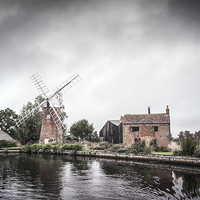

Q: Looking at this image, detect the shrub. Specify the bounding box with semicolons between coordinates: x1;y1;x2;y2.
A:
60;144;82;151
194;148;200;157
94;146;105;150
110;144;125;152
70;144;82;151
126;140;151;155
99;141;112;149
31;144;42;153
154;146;170;152
52;144;61;153
0;140;17;148
179;131;197;156
60;144;71;151
21;144;31;153
42;143;52;153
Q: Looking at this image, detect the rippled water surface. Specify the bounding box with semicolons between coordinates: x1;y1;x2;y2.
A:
1;154;200;199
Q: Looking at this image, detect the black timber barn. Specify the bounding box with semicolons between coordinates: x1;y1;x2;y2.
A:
99;120;123;144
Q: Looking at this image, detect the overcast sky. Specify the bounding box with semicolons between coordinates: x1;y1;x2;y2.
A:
1;0;200;138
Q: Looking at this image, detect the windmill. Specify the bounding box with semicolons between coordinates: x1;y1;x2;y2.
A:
17;73;81;144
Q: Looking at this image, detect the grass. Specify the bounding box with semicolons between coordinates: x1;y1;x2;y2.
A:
1;147;21;150
151;151;172;155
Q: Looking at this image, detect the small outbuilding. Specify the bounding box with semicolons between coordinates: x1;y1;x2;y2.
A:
99;120;123;144
0;130;14;141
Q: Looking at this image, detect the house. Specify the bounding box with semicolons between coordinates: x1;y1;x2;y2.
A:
0;130;14;141
99;120;123;144
123;106;170;147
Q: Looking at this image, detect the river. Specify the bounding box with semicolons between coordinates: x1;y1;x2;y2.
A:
0;153;200;200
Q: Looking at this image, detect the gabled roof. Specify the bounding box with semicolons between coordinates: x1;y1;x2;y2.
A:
0;130;14;141
123;113;170;124
109;120;122;126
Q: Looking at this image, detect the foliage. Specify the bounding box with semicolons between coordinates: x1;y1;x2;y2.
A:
126;140;151;155
52;144;61;153
110;144;125;152
69;119;99;142
20;143;82;154
178;131;199;156
194;148;200;157
0;140;17;148
0;108;18;140
99;141;112;149
60;144;82;151
18;97;44;145
42;143;52;153
31;143;43;153
173;149;183;156
154;146;170;152
21;144;32;153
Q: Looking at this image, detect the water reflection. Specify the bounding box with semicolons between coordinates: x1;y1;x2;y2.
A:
0;154;200;199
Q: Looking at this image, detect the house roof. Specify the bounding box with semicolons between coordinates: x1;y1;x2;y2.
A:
0;130;14;141
109;120;122;126
123;113;170;124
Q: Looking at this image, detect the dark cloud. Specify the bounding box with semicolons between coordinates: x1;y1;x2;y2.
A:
0;0;200;137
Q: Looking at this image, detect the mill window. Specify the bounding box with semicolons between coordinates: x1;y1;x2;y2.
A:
130;126;139;132
152;126;158;132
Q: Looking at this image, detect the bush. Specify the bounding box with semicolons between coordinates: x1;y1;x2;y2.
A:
60;144;82;151
194;148;200;157
179;131;197;156
126;141;151;155
31;143;42;153
70;144;82;151
154;146;170;152
110;144;125;152
52;144;61;153
21;144;32;153
99;141;112;149
42;143;52;153
173;149;183;156
0;140;17;148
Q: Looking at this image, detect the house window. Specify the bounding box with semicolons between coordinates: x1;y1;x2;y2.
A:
130;126;139;132
152;126;158;132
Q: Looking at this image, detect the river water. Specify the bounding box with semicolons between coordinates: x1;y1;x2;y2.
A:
0;154;200;200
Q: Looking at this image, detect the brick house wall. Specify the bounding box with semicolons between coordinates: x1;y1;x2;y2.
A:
123;106;171;147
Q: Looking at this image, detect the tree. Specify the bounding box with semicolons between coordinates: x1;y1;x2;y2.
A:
69;119;99;142
0;108;18;140
178;130;200;156
18;100;43;145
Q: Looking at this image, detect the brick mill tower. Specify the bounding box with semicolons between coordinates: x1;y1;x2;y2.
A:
39;103;63;144
16;73;81;144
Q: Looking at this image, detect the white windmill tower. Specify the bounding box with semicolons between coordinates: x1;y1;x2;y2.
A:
17;73;81;144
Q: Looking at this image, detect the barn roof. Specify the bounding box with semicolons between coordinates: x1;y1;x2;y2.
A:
109;120;122;126
123;113;170;124
0;130;14;141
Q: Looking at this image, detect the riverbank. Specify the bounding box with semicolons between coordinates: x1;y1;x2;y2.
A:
1;149;200;167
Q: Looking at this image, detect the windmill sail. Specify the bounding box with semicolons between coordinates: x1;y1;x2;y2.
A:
30;73;49;98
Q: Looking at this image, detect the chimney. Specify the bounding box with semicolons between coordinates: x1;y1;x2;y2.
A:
148;106;150;114
166;105;169;115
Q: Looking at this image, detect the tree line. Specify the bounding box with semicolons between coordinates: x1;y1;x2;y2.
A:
0;95;99;145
